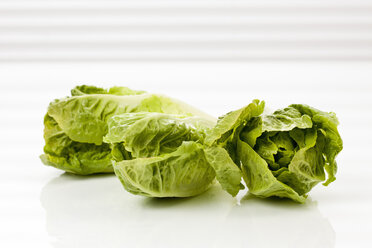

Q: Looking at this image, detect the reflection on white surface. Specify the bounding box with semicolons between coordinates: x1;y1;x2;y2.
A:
41;173;334;248
219;196;335;248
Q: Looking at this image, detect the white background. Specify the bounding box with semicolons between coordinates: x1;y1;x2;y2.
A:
1;1;372;248
1;0;372;61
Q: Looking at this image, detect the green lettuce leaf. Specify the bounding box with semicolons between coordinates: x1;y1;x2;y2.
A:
204;100;265;165
40;115;113;175
104;112;214;158
205;100;265;147
290;104;343;185
113;141;216;197
204;146;244;196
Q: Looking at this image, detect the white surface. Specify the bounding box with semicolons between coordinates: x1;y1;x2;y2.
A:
0;62;372;248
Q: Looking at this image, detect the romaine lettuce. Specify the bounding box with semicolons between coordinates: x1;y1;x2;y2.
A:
104;112;243;197
207;100;342;203
40;85;215;175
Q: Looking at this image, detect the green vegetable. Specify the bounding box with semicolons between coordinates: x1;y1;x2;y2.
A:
105;112;243;197
104;113;213;158
40;85;215;175
114;141;216;197
40;85;342;201
207;100;342;203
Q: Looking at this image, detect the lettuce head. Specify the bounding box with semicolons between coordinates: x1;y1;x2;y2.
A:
207;100;343;203
104;112;243;197
40;85;215;175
